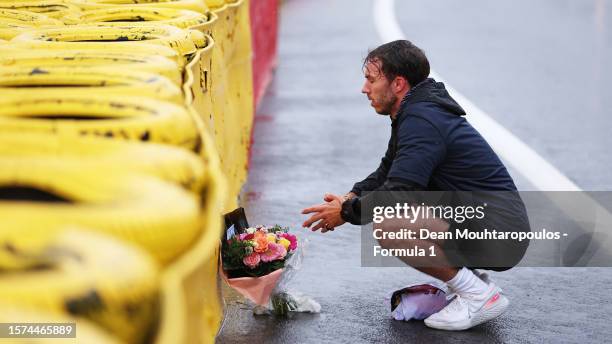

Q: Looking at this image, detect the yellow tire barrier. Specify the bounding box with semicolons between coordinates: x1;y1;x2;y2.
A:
0;133;224;342
0;304;122;344
0;65;183;104
190;8;216;37
68;0;208;14
0;50;182;86
0;8;64;26
0;0;80;19
67;6;209;29
11;24;199;60
208;0;244;62
0;132;207;195
208;2;231;61
0;94;200;150
226;0;254;205
205;2;234;210
198;0;252;211
204;0;225;10
0;229;159;344
0;9;63;40
0;166;201;265
0;1;81;19
2;40;182;67
187;27;207;49
183;36;215;136
155;120;226;344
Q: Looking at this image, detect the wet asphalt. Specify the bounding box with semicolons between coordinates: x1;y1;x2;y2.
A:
217;1;612;343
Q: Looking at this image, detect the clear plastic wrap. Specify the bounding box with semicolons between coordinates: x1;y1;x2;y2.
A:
252;237;321;316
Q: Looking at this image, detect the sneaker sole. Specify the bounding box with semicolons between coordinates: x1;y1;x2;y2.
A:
425;317;472;331
424;295;509;331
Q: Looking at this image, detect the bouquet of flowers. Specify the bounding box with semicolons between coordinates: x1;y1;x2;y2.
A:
221;208;320;315
221;225;302;314
222;225;298;278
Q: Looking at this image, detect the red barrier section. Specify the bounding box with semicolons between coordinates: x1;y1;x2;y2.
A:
250;0;279;109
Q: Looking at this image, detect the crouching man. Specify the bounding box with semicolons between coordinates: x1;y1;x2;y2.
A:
302;40;530;330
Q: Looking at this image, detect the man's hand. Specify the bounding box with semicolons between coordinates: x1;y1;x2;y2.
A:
301;193;346;233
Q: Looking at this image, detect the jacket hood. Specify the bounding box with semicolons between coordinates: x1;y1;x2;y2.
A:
399;78;466;117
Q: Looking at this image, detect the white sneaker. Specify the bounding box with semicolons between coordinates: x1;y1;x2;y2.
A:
471;269;504;294
424;283;509;331
471;269;490;284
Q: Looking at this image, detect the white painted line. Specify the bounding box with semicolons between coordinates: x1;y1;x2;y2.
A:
372;0;580;191
372;0;612;266
372;0;404;42
435;74;581;191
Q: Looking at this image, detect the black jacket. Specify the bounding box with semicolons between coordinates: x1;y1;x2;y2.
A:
341;78;518;225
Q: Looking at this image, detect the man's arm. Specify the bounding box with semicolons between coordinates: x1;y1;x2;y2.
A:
349;136;394;196
341;117;446;225
341;178;425;225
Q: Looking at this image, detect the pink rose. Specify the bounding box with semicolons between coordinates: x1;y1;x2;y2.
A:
239;233;254;241
243;252;261;269
280;233;298;251
260;242;287;262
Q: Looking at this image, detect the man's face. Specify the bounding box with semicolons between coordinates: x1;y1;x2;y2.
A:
361;60;397;115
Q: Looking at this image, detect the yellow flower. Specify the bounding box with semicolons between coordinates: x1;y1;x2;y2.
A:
278;238;291;250
267;233;277;243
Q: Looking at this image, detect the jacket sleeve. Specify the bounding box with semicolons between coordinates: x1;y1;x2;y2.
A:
387;116;446;185
342;177;424;225
350;136;394;196
341;117;446;225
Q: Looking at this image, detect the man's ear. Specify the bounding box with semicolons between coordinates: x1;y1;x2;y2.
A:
393;77;409;93
391;77;398;90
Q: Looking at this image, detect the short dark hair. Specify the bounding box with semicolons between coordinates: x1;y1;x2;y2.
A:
364;40;430;87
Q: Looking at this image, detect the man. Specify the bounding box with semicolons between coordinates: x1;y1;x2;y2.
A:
302;40;530;331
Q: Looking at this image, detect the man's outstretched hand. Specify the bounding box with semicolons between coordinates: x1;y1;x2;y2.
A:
301;193;346;233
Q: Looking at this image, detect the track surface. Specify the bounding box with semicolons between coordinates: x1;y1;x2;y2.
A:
218;1;612;343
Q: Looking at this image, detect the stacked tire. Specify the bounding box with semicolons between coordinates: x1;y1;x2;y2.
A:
0;1;242;343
